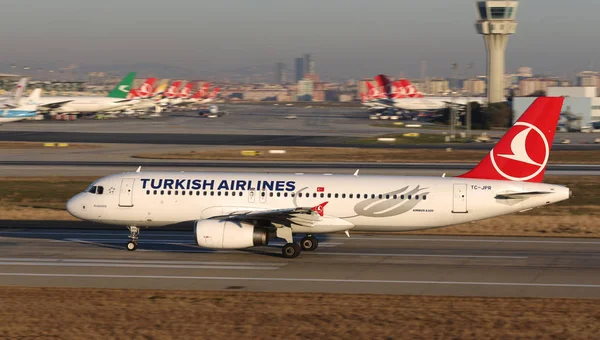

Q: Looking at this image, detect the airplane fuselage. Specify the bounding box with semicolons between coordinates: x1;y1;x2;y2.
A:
67;172;570;233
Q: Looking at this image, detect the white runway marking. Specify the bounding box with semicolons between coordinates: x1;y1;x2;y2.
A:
1;273;599;288
0;261;280;270
313;252;527;259
328;236;600;245
0;258;283;266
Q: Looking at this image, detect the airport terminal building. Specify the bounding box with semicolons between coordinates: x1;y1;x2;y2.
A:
513;87;600;130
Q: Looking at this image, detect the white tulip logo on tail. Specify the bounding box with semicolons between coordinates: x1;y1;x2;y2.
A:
490;122;549;181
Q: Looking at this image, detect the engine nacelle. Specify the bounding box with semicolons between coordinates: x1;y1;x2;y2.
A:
194;220;269;249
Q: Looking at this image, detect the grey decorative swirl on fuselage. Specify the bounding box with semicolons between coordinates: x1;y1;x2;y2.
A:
341;185;430;218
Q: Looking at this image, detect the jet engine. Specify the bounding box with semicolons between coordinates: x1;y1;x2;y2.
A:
194;220;269;249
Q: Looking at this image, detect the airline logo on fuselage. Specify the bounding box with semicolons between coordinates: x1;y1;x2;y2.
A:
141;178;296;192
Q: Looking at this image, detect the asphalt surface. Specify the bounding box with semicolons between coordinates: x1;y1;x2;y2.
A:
0;228;598;298
1;130;599;150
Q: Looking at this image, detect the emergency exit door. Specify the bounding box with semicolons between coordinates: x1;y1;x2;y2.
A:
119;178;135;207
452;184;468;213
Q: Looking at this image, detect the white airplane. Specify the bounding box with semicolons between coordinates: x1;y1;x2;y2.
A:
0;89;41;124
66;97;570;258
0;78;28;109
30;72;136;116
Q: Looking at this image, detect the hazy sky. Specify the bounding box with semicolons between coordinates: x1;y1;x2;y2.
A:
0;0;598;79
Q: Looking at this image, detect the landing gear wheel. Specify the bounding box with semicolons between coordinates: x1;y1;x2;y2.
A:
126;241;138;251
282;243;301;258
300;236;319;251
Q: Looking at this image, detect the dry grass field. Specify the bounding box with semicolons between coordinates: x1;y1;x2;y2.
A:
0;287;598;340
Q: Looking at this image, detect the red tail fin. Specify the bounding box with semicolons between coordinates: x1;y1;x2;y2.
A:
138;78;157;97
179;82;194;98
165;81;182;98
209;87;220;99
399;79;423;98
391;81;408;99
458;97;564;182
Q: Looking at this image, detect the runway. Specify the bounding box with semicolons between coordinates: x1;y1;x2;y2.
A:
1;130;599;150
0;228;599;298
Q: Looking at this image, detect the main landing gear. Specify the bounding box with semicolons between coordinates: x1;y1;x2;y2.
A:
126;226;139;251
277;228;319;258
300;235;319;251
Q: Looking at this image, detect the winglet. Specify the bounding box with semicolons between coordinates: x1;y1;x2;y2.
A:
353;169;360;176
136;166;142;173
311;202;328;217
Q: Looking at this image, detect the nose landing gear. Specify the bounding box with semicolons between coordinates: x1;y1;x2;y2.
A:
126;226;139;251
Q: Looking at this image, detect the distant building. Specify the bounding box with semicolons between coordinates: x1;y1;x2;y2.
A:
274;62;286;84
297;79;313;101
518;78;559;96
514;86;600;128
303;54;313;75
463;78;486;95
577;71;599;87
428;78;449;95
294;58;304;83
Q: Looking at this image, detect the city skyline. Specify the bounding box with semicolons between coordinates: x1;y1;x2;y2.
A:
0;0;599;80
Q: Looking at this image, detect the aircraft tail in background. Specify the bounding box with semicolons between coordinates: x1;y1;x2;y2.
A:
107;72;136;99
164;81;182;98
179;82;194;98
458;97;564;183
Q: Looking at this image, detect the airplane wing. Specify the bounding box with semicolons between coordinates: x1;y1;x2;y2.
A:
39;100;74;109
211;203;327;228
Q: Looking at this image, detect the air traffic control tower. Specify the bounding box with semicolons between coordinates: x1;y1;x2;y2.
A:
475;1;518;103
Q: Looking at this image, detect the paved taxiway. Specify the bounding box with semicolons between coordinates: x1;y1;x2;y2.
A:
0;229;598;298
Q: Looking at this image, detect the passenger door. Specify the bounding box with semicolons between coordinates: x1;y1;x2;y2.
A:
452;184;468;213
119;178;135;207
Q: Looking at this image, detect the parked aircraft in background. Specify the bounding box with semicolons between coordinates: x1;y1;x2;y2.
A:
0;89;41;124
67;97;569;258
31;72;137;117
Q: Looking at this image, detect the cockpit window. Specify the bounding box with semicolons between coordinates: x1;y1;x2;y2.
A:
88;186;97;194
97;186;104;195
87;185;104;195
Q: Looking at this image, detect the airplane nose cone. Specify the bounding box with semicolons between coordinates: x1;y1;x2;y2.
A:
66;193;85;219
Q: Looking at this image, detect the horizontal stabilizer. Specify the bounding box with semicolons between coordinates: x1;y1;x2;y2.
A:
495;191;553;200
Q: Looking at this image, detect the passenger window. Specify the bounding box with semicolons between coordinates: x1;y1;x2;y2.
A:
327;193;332;198
261;192;266;197
269;192;274;197
342;194;346;198
239;192;243;197
378;194;383;199
146;190;150;195
313;193;317;198
334;194;339;198
415;195;419;200
225;192;229;196
189;191;193;196
196;191;200;196
153;190;157;195
161;190;165;195
277;193;281;197
232;192;236;197
291;193;295;197
298;193;303;198
217;192;221;196
203;191;207;196
393;195;397;199
408;195;412;200
284;193;288;197
386;195;390;199
401;195;405;199
182;191;186;196
349;194;353;199
423;195;427;200
210;192;214;196
320;193;324;198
